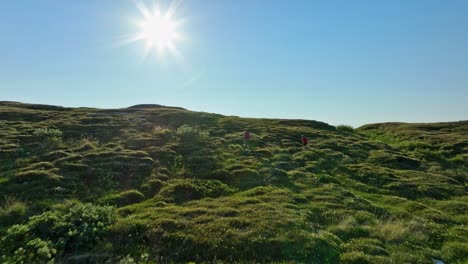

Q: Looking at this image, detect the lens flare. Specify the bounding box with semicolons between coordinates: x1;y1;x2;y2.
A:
123;0;185;60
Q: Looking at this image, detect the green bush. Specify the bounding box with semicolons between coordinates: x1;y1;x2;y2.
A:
2;237;56;264
328;224;370;242
183;149;220;176
230;169;264;189
0;196;27;227
317;174;341;184
337;125;355;133
272;161;295;171
83;151;154;190
367;150;421;170
264;167;290;185
176;125;209;145
450;153;468;166
206;169;232;181
12;170;62;184
0;202;115;262
252;148;273;157
33;128;63;138
374;220;427;243
33;128;63;150
340;251;393;264
42;150;70;161
175;125;220;176
148;147;177;166
141;179;164;197
151;126;173;143
342;238;388;256
160;179;234;203
340;251;372;264
100;190;145;207
441;242;468;264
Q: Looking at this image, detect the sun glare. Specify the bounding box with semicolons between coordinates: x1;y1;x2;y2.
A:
124;0;185;59
140;12;177;50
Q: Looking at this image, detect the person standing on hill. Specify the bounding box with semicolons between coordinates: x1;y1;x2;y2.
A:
301;135;308;146
243;130;251;149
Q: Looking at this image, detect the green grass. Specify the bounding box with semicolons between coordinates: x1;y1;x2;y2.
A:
0;101;466;263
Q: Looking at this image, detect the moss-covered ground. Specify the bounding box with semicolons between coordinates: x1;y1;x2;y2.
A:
0;101;466;263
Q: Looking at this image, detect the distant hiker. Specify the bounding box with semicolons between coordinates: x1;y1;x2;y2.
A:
243;130;251;149
301;135;308;146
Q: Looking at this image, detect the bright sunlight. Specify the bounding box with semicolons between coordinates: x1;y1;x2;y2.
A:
125;0;184;59
140;11;177;50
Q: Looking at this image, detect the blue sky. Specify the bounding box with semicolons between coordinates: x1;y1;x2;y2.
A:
1;0;467;126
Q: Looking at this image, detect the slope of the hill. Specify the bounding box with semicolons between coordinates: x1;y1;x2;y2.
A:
0;102;466;263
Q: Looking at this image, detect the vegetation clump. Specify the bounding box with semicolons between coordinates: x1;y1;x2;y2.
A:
100;190;145;207
0;202;115;263
337;124;355;133
0;196;28;227
33;128;63;150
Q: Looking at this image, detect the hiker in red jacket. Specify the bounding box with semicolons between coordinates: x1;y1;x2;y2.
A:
243;130;251;149
301;135;308;146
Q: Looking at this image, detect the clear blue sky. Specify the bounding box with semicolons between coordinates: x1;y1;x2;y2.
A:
1;0;467;126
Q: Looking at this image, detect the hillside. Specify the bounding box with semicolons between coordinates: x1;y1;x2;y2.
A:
0;102;466;263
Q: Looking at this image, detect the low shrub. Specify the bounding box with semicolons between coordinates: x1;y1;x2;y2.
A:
0;196;27;227
441;242;468;264
337;125;355;133
317;174;341;184
328;224;370;242
342;238;388;256
367;150;420;170
33;128;63;138
252;148;273;158
100;190;145;207
160;179;234;203
340;251;372;264
0;202;115;263
33;128;63;150
264;168;290;185
230;169;264;189
176;125;209;145
140;179;164;197
205;169;232;182
272;161;296;171
151;126;173;143
12;170;62;184
374;220;427;243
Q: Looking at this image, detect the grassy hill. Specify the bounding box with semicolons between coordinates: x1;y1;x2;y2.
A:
0;101;466;263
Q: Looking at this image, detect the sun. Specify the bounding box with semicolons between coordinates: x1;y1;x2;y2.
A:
124;0;185;59
140;11;177;51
